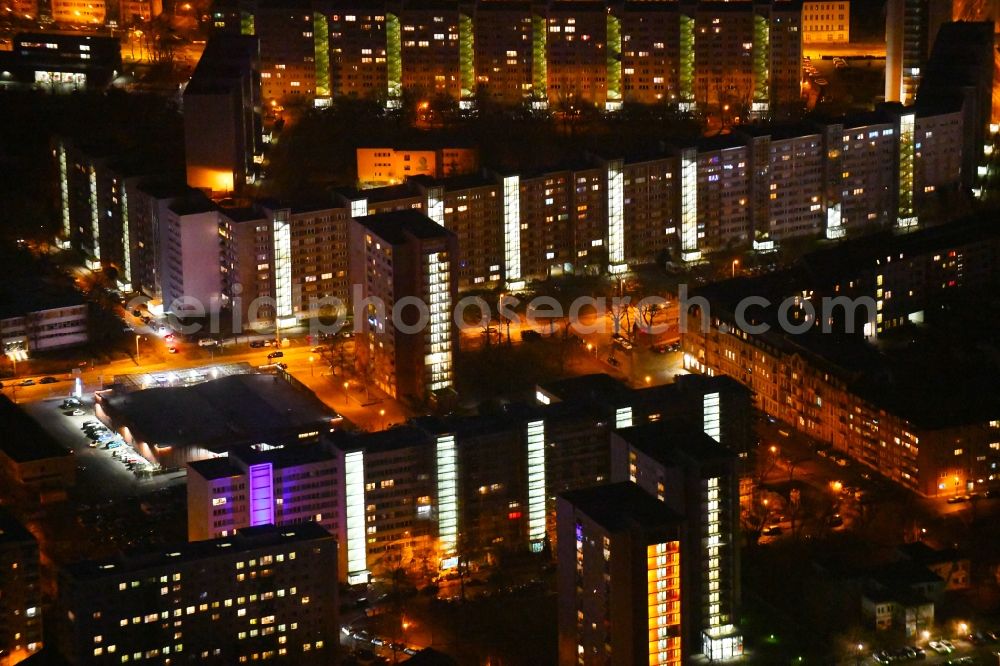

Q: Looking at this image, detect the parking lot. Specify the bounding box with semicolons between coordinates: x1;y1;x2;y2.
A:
22;395;185;502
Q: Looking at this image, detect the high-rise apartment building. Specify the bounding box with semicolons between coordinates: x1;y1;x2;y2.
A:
210;0;326;104
254;0;319;103
349;210;458;400
884;0;950;105
918;21;995;191
611;422;742;660
329;427;438;583
0;509;42;665
319;0;802;112
157;191;226;316
743;125;825;243
186;443;341;549
471;1;536;105
54;524;337;665
184;34;262;196
55;101;966;316
119;0;161;23
557;482;685;666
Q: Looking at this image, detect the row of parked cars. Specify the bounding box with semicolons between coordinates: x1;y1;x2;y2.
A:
80;418;123;450
343;628;417;657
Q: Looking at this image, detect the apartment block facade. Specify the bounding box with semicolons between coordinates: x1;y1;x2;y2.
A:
349;210;459;400
557;482;686;666
801;0;849;43
221;0;803;112
54;102;965;323
54;524;337;665
0;509;43;665
611;423;742;660
682;215;1000;496
185;374;750;585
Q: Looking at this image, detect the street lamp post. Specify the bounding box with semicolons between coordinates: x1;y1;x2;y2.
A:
732;259;740;278
343;381;349;403
308;355;314;376
135;334;141;366
379;408;386;430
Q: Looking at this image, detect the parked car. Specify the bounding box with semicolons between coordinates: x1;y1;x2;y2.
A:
613;337;633;351
267;351;284;360
928;640;952;654
39;376;59;384
167;347;179;354
249;340;266;349
19;379;35;386
521;330;543;343
198;338;218;347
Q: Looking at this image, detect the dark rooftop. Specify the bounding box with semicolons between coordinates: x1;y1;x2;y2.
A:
537;373;635;406
354;209;453;244
0;507;36;547
561;482;682;532
168;190;218;216
187;456;240;481
328;425;433;455
614;420;735;465
691;213;1000;428
101;373;337;450
0;395;72;464
63;523;332;581
408;172;497;192
898;541;965;566
336;181;423;204
185;34;258;96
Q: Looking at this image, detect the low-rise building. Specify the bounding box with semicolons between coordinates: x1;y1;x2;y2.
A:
0;395;76;492
897;542;971;591
95;372;340;468
801;1;849;43
356;145;479;188
0;32;120;89
0;290;87;354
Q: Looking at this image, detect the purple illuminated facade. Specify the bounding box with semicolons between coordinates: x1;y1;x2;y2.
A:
248;461;275;526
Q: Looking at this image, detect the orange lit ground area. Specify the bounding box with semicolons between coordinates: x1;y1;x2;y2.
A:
647;540;682;666
184;165;235;197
